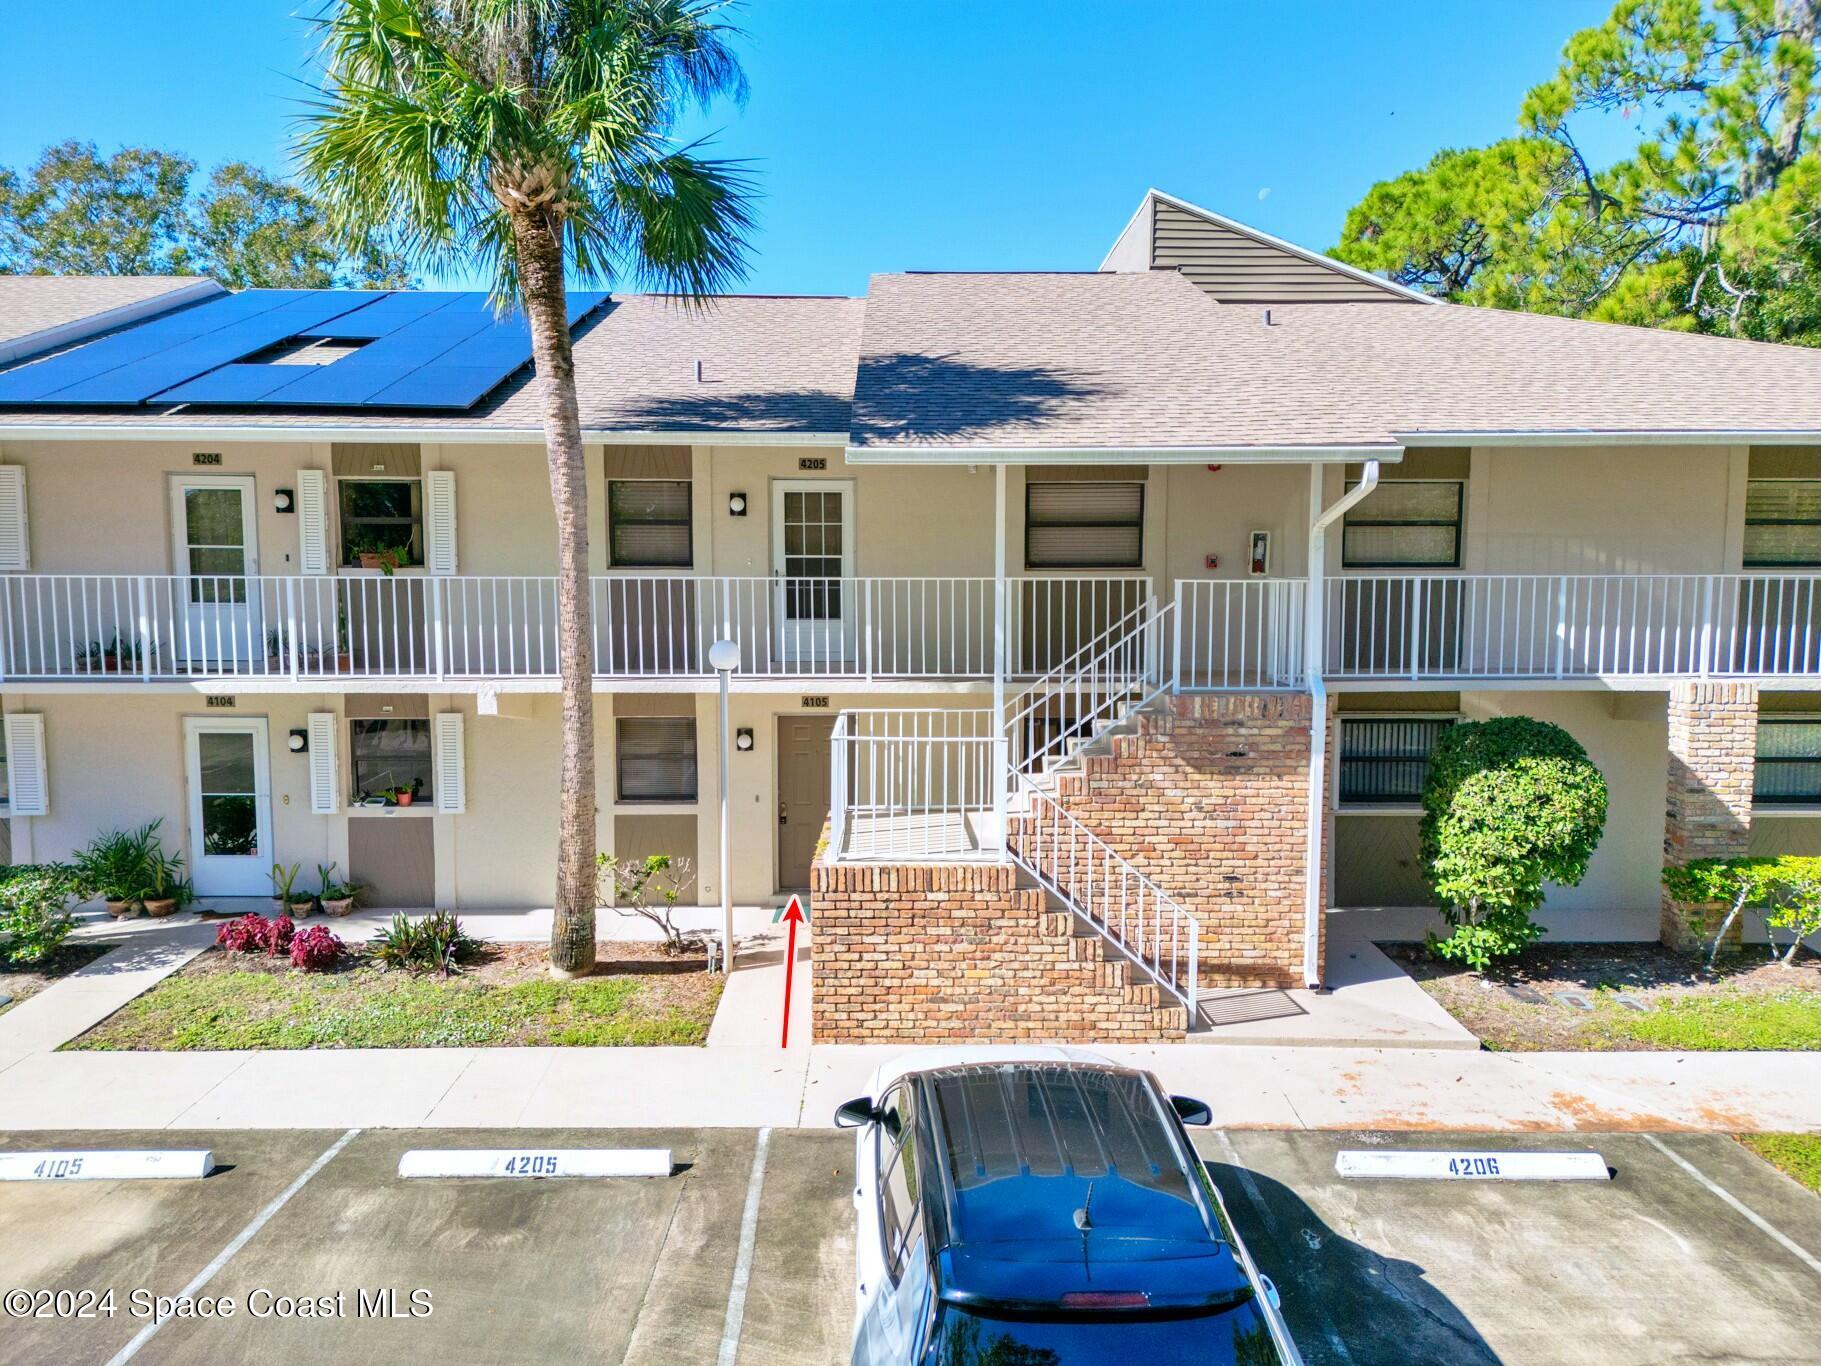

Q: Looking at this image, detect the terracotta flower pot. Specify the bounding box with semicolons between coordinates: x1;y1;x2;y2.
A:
105;898;133;918
143;897;178;918
289;897;317;919
321;897;354;918
396;792;414;807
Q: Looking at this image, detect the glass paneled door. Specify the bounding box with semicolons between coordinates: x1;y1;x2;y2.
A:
771;480;854;665
168;476;261;668
183;718;274;896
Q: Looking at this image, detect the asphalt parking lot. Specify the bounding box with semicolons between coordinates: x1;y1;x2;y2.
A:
0;1127;1815;1365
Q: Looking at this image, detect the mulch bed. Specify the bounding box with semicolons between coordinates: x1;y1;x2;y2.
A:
0;941;116;1014
1385;941;1819;1051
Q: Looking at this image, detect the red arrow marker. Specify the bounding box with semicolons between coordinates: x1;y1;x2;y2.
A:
779;894;807;1049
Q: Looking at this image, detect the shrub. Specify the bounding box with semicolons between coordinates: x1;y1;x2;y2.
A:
215;913;267;953
1420;716;1609;971
0;864;84;964
289;924;346;972
215;913;295;956
597;852;698;954
1664;856;1821;965
372;911;480;976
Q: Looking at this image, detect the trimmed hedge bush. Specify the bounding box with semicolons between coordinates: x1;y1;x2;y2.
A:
1420;717;1609;970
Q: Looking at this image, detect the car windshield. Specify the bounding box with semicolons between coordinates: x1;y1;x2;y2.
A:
930;1302;1278;1365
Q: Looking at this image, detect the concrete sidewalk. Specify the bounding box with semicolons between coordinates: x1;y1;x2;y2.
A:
7;907;1814;1135
1;1038;1814;1133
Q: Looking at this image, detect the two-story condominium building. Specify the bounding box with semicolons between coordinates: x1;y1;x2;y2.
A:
0;190;1816;1043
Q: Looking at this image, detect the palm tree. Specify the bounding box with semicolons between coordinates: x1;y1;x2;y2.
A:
298;0;752;977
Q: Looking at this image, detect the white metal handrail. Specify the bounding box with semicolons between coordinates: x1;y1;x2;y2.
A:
1007;775;1199;1012
1174;578;1307;690
1005;596;1166;779
1326;572;1821;680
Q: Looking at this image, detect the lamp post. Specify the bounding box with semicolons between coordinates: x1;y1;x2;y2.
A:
708;637;741;974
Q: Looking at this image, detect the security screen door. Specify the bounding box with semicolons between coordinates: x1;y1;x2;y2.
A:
168;476;261;667
771;481;854;664
184;717;273;896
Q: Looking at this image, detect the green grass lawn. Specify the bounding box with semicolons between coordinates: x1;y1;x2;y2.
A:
66;956;722;1050
1735;1133;1821;1193
1588;990;1820;1052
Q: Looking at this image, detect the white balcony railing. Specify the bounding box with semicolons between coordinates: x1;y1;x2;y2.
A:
829;710;1002;860
1325;573;1820;681
0;573;1148;684
1173;579;1307;690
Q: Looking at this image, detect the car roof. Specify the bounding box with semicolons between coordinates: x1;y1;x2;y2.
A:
909;1062;1251;1309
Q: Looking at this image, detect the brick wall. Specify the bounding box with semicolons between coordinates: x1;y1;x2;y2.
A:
810;857;1186;1044
1662;681;1759;949
1053;693;1316;988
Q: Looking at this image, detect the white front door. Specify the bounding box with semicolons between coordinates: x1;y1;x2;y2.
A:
184;717;274;896
771;480;854;664
169;476;261;667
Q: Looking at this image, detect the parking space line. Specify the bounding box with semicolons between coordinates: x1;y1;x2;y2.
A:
716;1125;772;1366
1642;1134;1821;1278
1212;1130;1354;1364
105;1127;361;1366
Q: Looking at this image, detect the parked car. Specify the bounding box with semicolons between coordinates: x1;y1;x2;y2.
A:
836;1046;1302;1364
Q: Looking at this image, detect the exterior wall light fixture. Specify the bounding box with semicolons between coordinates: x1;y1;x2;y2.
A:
274;488;295;514
287;728;309;753
728;492;748;517
735;727;754;752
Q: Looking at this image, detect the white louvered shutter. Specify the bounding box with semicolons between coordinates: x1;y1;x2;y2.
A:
3;713;48;815
0;466;30;571
296;470;329;575
433;712;466;813
425;469;458;575
307;711;339;814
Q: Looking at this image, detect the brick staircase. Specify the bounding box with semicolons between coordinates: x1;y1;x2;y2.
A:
1016;691;1317;991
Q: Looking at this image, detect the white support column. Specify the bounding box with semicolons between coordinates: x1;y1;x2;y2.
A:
992;463;1009;855
1302;458;1379;990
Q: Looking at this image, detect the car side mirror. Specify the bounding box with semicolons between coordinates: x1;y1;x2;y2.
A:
1170;1094;1213;1127
834;1096;879;1129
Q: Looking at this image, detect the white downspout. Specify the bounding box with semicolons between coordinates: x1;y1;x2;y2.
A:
1302;459;1378;988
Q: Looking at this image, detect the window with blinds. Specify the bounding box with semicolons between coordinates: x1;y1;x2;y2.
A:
1755;717;1821;805
609;480;693;567
1342;481;1463;568
616;717;698;803
1024;482;1144;569
1743;480;1820;568
1338;716;1454;805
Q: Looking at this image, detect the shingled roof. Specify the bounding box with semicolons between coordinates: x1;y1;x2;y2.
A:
0;275;221;366
847;270;1821;453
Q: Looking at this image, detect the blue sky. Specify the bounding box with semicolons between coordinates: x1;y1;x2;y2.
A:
0;2;1616;294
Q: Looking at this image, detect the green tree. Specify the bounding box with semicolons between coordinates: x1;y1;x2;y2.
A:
0;141;194;274
1335;0;1820;339
298;0;753;977
190;163;413;288
1420;718;1609;971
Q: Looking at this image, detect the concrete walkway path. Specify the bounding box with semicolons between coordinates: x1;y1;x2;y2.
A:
5;908;1814;1135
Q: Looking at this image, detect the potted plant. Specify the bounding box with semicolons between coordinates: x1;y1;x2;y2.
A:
388;778;423;808
271;861;306;916
74;822;164;916
316;863;361;917
139;850;188;918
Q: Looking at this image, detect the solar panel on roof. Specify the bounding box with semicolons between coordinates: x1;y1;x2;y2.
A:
0;290;304;402
44;293;385;406
0;287;611;413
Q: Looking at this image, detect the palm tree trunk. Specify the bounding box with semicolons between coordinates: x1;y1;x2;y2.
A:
512;209;597;979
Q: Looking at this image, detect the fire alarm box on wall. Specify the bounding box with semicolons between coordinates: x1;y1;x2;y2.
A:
1248;530;1270;576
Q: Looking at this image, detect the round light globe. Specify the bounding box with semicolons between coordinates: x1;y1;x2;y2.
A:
707;639;742;673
